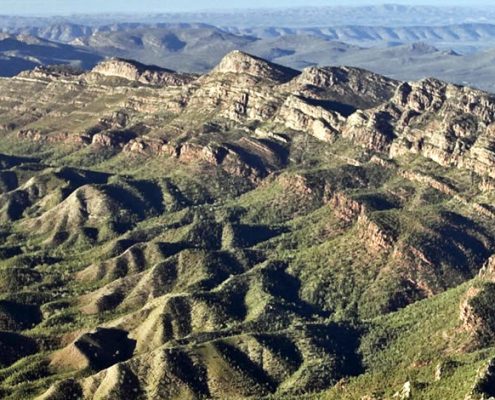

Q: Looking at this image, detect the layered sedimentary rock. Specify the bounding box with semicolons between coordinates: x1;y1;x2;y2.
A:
90;58;195;86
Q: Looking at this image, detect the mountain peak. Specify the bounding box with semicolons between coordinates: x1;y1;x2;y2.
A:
212;50;300;82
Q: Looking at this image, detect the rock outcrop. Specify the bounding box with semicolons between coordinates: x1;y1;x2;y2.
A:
285;65;398;109
277;95;344;141
11;50;495;187
212;50;300;83
91;58;195;86
340;77;495;179
18;65;84;81
460;275;495;347
357;213;396;254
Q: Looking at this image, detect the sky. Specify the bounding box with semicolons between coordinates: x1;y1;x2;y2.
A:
2;0;495;16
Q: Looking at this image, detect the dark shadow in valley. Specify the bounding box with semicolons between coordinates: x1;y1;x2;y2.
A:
304;97;357;117
74;328;136;371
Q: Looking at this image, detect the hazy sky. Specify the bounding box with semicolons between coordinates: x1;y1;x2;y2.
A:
2;1;495;15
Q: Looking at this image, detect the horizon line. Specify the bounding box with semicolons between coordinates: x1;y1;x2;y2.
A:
2;3;495;18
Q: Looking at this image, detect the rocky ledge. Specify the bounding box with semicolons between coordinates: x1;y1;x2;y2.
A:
91;58;195;86
211;50;300;83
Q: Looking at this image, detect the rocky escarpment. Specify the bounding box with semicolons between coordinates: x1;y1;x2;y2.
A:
7;50;495;185
343;109;396;151
459;256;495;346
122;135;285;182
18;65;84;81
212;50;300;83
17;51;495;182
275;65;398;145
285;65;399;109
174;139;283;181
90;58;195;86
389;80;495;175
342;77;495;178
277;95;345;141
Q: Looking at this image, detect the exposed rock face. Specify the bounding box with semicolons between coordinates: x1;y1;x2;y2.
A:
177;142;220;165
17;128;44;141
277;95;344;141
17;129;84;145
212;50;300;83
434;360;459;381
328;192;365;223
91;58;194;86
175;139;280;181
400;170;457;196
343;110;395;151
460;287;483;335
393;381;412;399
123;137;168;155
459;278;495;348
341;77;495;178
286;66;399;109
479;255;495;281
357;213;396;254
91;131;137;148
179;51;301;125
12;50;495;187
190;76;285;123
330;191;397;254
277;174;315;197
281;66;399;148
104;110;129;129
18;65;84;81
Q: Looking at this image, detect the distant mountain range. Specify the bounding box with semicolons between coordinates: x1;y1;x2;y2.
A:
4;22;495;52
228;23;495;51
83;27;495;92
0;34;101;76
2;7;495;93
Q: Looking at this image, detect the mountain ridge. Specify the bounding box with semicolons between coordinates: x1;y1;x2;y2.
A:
0;51;494;399
5;23;495;93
